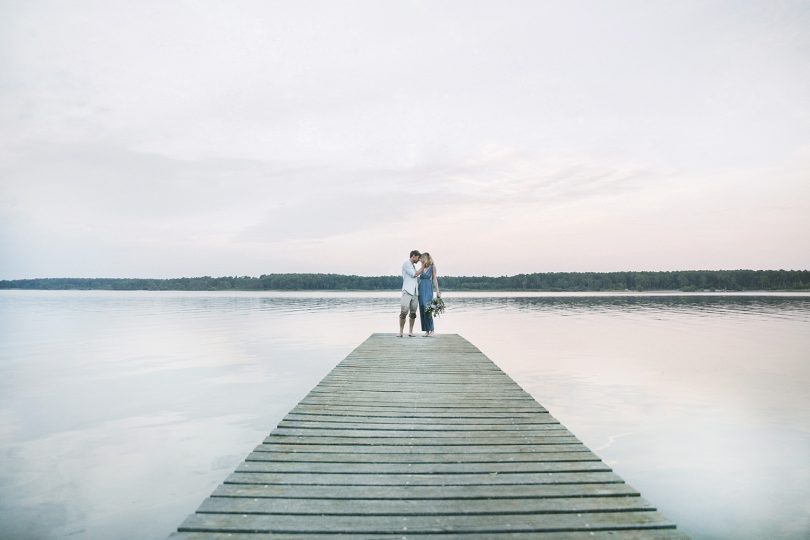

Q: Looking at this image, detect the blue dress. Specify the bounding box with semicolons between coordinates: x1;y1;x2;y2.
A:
418;266;435;332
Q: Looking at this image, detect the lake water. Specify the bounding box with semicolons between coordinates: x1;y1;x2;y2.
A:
0;290;808;539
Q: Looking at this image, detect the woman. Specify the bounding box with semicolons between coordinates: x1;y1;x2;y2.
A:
417;252;441;336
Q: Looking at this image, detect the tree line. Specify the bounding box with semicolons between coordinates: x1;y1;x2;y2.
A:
1;270;808;291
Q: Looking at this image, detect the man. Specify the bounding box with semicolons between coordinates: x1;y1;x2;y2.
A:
399;249;422;337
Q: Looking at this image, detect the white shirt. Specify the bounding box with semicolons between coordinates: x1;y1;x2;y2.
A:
401;260;418;295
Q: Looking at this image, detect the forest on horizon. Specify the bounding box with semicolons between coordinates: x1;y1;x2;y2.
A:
2;270;809;292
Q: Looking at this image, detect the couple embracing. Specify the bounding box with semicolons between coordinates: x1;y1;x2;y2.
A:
399;249;441;338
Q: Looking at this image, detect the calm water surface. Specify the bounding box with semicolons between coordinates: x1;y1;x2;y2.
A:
0;290;808;539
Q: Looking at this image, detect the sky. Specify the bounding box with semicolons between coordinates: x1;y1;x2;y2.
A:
1;0;809;279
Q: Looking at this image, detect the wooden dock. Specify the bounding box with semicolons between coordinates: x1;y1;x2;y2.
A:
170;333;686;539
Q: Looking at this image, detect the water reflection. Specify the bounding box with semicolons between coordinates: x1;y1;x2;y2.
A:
0;291;808;539
7;289;807;319
447;294;810;320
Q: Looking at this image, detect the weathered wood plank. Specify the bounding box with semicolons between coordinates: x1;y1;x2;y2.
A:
326;369;503;375
298;398;540;407
263;435;582;445
310;383;526;390
178;510;677;533
320;376;515;384
291;404;550;414
255;442;591;454
277;422;561;432
305;391;531;399
271;426;569;437
211;482;642;500
245;450;600;463
303;389;534;397
197;495;655;515
171;532;690;540
303;396;533;403
288;406;550;416
224;471;624;486
235;460;611;474
313;378;522;385
282;413;558;424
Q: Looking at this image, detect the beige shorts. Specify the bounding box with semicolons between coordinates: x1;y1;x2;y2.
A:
400;291;418;320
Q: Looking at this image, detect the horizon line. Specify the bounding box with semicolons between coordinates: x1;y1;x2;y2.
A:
2;268;809;281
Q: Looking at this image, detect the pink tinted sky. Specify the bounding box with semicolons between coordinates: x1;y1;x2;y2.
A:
1;1;808;278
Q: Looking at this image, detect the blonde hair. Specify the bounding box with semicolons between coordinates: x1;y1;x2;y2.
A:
421;252;434;268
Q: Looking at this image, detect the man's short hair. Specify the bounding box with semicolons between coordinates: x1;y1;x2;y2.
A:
410;250;421;258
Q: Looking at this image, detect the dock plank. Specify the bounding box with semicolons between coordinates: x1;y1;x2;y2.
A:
282;412;557;423
224;470;625;486
271;426;570;437
254;442;592;454
172;533;689;540
245;450;600;463
262;435;583;445
211;482;642;499
277;421;562;430
235;460;611;474
178;510;677;533
197;495;655;515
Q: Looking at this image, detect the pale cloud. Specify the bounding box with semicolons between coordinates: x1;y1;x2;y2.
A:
436;146;657;204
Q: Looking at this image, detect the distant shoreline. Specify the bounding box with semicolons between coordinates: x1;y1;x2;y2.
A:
2;289;808;295
2;270;808;292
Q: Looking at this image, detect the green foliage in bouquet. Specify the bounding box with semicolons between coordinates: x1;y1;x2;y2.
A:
425;297;446;318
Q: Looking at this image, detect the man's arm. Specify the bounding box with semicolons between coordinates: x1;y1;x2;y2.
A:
402;261;416;277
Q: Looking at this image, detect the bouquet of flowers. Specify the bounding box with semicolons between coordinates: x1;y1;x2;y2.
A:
425;297;446;318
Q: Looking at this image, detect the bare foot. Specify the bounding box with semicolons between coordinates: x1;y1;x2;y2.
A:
408;333;415;337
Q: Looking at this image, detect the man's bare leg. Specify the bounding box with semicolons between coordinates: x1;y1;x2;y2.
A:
408;316;416;336
398;317;405;337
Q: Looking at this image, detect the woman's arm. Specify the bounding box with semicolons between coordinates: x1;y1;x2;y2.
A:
433;266;440;297
404;262;423;277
